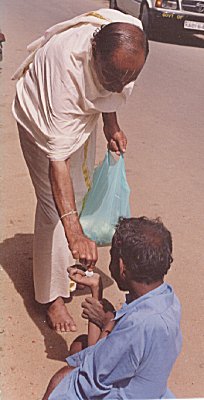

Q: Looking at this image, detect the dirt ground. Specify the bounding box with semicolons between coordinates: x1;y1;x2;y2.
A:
0;0;204;399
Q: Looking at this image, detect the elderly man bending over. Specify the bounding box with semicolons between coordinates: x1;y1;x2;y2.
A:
12;9;148;332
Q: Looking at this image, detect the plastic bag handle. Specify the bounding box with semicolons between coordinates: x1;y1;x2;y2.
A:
107;150;124;165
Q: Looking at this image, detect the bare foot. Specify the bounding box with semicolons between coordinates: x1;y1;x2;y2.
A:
46;297;77;333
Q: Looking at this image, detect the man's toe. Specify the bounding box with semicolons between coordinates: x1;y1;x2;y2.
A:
64;322;71;332
55;323;62;332
70;323;77;332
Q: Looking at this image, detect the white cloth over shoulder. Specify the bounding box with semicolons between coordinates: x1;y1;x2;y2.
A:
12;9;143;80
12;9;143;161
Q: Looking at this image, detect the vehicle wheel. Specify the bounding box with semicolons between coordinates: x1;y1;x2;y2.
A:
140;3;151;36
109;0;118;9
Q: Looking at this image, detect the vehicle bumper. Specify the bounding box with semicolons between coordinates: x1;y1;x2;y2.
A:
150;8;204;32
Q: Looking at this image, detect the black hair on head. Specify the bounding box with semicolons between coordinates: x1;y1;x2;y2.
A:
111;217;173;284
93;22;149;60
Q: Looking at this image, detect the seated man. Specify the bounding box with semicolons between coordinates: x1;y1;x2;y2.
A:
43;217;182;400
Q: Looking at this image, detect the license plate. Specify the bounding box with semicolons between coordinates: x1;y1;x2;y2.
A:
184;20;204;31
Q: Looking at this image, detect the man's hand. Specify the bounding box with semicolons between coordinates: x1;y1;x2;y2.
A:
102;112;127;156
81;297;115;330
68;267;101;289
68;232;98;268
107;129;127;155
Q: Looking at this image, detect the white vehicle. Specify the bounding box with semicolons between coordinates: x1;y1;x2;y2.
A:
110;0;204;36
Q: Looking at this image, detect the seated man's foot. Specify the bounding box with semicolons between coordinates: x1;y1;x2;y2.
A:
46;297;77;333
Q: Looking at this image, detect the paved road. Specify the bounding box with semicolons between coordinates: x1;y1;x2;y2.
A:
0;0;204;398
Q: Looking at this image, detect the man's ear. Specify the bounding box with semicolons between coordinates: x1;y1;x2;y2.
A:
119;257;126;279
91;39;97;58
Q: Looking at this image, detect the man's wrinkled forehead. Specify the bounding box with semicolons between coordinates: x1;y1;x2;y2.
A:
102;49;145;78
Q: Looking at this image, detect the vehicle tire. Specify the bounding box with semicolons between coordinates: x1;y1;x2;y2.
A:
140;2;151;36
109;0;118;9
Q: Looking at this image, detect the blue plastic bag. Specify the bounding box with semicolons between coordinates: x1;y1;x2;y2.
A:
80;151;131;246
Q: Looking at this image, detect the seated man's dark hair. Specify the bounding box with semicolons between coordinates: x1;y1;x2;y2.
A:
111;217;173;284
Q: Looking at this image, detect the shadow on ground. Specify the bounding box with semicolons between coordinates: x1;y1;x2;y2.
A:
0;233;113;361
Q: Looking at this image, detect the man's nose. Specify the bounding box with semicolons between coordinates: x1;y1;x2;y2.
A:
115;85;124;93
110;83;124;93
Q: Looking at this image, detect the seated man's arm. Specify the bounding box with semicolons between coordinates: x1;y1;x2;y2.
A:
68;268;115;345
87;273;103;346
82;296;115;340
99;319;116;339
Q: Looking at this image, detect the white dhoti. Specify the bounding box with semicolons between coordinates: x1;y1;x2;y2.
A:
18;123;96;303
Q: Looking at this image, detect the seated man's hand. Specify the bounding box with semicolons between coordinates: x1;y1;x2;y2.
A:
68;267;101;289
81;297;115;330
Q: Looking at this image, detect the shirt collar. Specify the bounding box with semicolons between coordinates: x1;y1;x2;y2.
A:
114;282;172;321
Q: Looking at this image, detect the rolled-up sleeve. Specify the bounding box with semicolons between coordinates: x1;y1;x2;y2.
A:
46;109;99;161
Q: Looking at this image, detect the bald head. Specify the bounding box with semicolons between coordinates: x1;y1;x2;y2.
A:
92;22;148;93
92;22;148;60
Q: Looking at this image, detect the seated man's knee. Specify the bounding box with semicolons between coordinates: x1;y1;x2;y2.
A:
69;334;88;355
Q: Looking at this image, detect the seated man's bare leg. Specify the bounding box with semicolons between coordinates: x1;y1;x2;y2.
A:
42;365;74;400
46;297;77;333
69;334;88;355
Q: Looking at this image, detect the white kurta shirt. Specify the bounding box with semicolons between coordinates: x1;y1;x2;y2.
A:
12;9;143;161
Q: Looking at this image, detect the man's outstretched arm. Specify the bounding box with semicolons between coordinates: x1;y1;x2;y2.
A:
49;159;98;267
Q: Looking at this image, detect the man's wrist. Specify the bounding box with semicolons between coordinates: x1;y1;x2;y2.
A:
98;312;114;332
90;311;107;331
64;219;84;241
102;112;120;137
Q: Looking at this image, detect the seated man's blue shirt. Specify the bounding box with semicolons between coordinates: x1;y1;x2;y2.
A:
49;283;182;399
